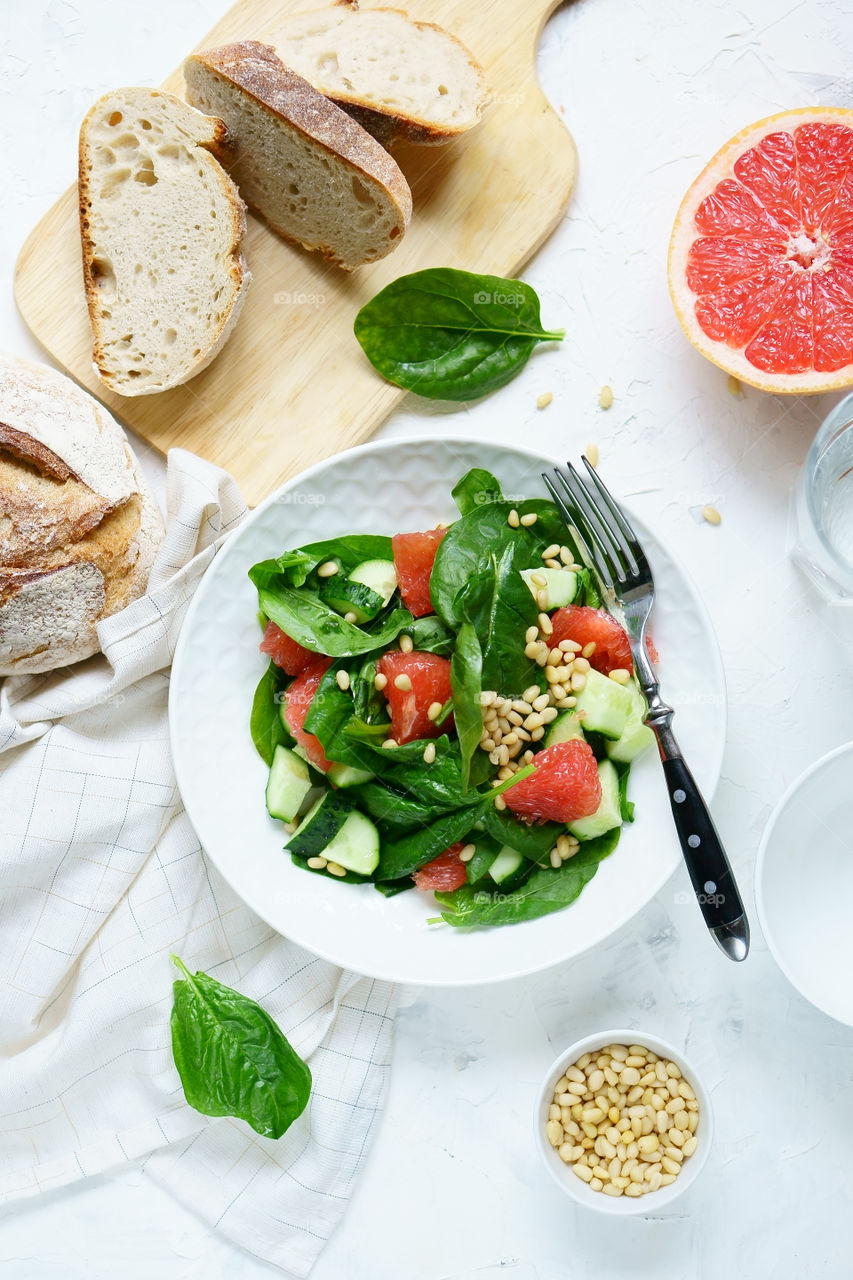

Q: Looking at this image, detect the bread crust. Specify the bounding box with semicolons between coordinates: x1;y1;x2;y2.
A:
275;4;487;146
0;354;165;675
78;88;251;396
184;41;412;264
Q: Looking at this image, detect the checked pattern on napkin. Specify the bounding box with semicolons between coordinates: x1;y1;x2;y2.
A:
0;448;397;1277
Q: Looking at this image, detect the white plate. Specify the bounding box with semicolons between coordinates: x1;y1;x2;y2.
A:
756;742;853;1027
170;437;726;985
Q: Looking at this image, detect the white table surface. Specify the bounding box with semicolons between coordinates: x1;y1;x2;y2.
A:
3;1;853;1275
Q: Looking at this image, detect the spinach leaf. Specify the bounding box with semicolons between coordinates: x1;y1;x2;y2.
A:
617;764;635;823
256;583;412;658
481;804;566;862
350;734;475;812
170;955;311;1139
464;833;503;884
573;566;602;608
353;782;448;831
455;544;540;693
250;550;313;592
291;852;370;885
302;674;381;772
430;498;567;629
401;615;456;656
296;534;394;575
451;621;483;791
435;828;621;928
351;651;390;724
374;877;415;898
377;806;487;881
353;269;564;401
451;467;503;516
250;662;292;765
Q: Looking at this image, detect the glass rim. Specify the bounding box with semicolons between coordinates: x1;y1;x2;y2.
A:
803;391;853;583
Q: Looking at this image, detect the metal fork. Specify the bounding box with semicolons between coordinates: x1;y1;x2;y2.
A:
543;459;750;962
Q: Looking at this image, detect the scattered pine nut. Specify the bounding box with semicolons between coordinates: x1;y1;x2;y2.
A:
493;794;507;810
459;843;476;862
317;561;339;578
423;741;437;764
585;441;601;467
598;386;613;410
537;391;554;409
427;701;444;721
609;668;631;685
582;641;597;658
306;856;328;869
538;612;553;636
381;738;398;749
326;861;347;877
336;670;350;691
542;543;561;560
374;672;388;691
537;589;549;610
520;512;538;527
399;633;414;652
702;505;722;526
508;508;520;528
530;571;547;588
394;673;413;691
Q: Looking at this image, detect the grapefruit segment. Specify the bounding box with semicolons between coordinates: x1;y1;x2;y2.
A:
669;108;853;392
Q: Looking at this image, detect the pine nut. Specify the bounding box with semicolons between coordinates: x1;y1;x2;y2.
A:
336;670;350;690
374;673;387;690
537;589;549;610
306;856;327;869
546;1120;562;1147
581;641;597;658
344;611;358;624
520;512;538;527
423;742;436;764
550;849;562;869
573;1163;593;1183
542;543;560;560
674;1110;689;1131
494;795;506;810
508;508;520;528
525;626;539;644
399;634;414;653
609;668;631;685
702;504;722;525
382;738;398;749
624;1182;644;1197
317;561;339;577
682;1136;698;1157
538;612;553;635
326;862;347;877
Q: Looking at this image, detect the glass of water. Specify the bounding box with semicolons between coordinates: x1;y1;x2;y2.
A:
790;392;853;602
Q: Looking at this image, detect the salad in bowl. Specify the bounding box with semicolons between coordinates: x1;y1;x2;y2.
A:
249;466;654;930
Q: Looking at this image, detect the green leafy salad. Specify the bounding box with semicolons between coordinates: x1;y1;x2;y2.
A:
249;468;655;929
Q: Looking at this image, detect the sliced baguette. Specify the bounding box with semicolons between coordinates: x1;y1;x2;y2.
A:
184;41;412;270
78;88;250;397
272;4;487;146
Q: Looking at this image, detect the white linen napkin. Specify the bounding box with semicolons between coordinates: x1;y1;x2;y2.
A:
0;448;397;1276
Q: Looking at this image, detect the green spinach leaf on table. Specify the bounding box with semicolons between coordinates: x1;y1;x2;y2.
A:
451;621;483;791
353;269;565;402
170;955;311;1139
434;828;622;928
250;662;292;765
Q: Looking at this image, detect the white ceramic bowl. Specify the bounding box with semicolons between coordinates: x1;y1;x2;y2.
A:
534;1029;713;1214
756;741;853;1027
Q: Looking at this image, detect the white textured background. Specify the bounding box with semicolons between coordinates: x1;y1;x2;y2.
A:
2;0;853;1275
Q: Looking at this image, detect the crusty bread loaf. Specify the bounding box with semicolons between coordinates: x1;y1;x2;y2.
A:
0;354;164;676
184;41;412;270
79;88;250;396
272;4;487;146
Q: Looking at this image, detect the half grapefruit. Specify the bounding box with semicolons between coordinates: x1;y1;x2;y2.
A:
668;108;853;393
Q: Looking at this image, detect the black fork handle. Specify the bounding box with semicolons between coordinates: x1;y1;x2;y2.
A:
651;725;750;961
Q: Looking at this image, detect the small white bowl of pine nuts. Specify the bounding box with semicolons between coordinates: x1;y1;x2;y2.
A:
534;1030;713;1213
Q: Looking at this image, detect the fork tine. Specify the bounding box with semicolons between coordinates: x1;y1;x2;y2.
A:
561;464;628;584
546;468;616;593
580;458;648;578
537;473;612;591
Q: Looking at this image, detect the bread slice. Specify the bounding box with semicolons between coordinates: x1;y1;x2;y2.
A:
184;42;412;270
272;4;487;146
78;87;250;396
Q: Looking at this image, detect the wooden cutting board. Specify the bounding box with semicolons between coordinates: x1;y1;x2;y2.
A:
14;0;576;507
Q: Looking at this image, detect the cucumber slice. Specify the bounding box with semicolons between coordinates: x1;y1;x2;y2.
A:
544;709;586;748
605;682;655;763
521;567;578;609
327;761;374;788
265;745;312;822
350;559;398;606
573;668;632;739
288;790;352;856
322;809;380;875
488;845;525;884
319;576;384;623
569;760;622;840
